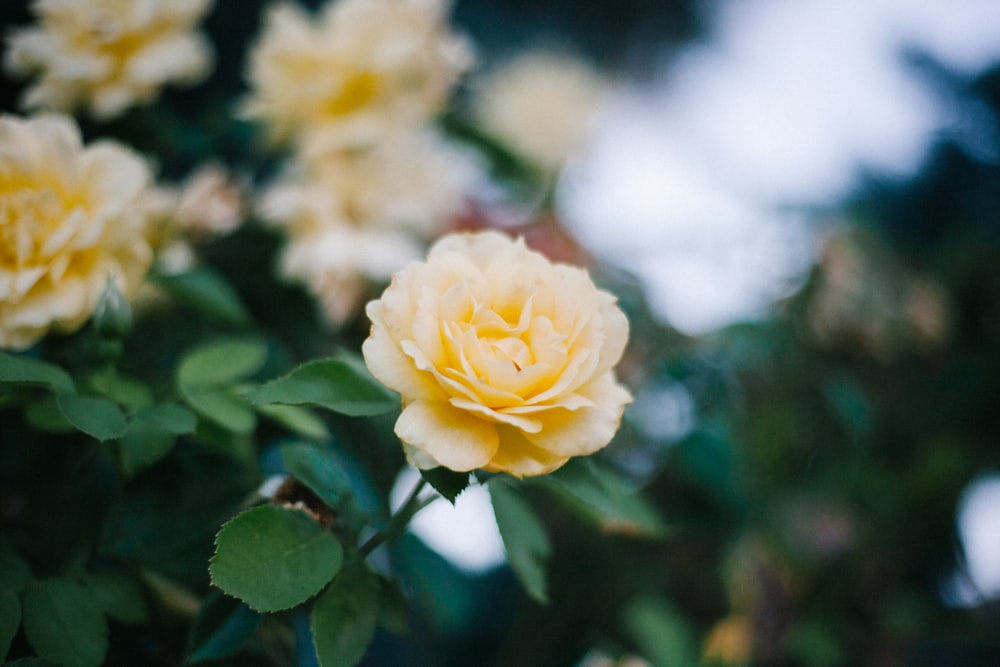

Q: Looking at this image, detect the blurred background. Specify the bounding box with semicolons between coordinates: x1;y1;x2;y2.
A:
3;0;1000;665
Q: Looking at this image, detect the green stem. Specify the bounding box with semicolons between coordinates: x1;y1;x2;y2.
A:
359;477;431;557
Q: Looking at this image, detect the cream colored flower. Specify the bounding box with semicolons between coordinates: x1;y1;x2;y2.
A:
472;50;611;170
258;129;475;235
258;130;480;324
0;113;154;349
242;0;473;153
362;231;631;477
5;0;214;119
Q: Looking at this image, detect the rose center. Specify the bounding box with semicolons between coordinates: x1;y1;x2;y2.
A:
487;336;533;371
323;71;381;117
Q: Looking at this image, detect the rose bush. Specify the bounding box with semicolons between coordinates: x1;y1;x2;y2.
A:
363;230;632;477
0;113;154;349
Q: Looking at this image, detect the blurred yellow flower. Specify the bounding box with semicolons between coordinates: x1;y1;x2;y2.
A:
262;130;480;234
362;231;631;477
242;0;473;154
472;50;611;170
4;0;214;119
258;130;480;324
0;113;154;349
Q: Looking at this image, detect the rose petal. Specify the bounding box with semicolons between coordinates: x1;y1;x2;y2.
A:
362;313;446;401
526;373;632;457
592;290;630;378
395;400;499;471
483;425;569;478
449;397;543;433
401;440;441;469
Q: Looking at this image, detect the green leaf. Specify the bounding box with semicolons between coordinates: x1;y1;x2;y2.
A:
0;593;20;662
0;550;32;595
135;403;198;434
621;595;697;667
175;340;266;435
257;403;330;441
376;576;409;635
117;405;197;476
541;459;668;539
187;590;263;663
185;389;257;435
24;396;75;433
0;352;75;394
87;368;153;408
243;353;398;417
310;559;380;667
177;339;268;389
420;467;470;505
118;421;177;476
5;658;61;666
281;443;354;511
21;578;109;667
154;267;251;326
489;480;552;605
85;572;149;625
56;393;128;441
210;505;343;612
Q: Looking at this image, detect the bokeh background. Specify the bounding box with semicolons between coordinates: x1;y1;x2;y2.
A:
3;0;1000;665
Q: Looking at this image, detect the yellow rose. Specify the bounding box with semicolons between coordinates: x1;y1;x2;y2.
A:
5;0;214;119
0;114;154;350
241;0;473;154
362;231;631;477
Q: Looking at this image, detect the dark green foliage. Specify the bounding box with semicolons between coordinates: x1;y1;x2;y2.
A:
420;467;472;504
310;560;381;667
489;479;553;605
2;2;999;666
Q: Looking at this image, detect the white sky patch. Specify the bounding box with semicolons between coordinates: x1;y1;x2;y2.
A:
946;473;1000;606
627;380;697;443
560;0;1000;334
390;467;506;573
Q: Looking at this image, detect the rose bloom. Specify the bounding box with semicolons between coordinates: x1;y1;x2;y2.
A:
258;131;480;324
363;231;632;477
263;130;480;236
242;0;473;154
0;113;154;350
472;50;611;171
4;0;214;119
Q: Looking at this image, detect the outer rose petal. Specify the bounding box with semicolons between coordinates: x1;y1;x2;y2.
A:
527;373;632;457
484;425;569;478
593;291;630;378
396;400;499;471
363;302;447;401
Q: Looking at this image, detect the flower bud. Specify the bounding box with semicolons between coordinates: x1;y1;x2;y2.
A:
92;280;133;339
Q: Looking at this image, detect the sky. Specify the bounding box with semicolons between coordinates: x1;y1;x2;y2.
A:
410;0;1000;582
561;0;1000;334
